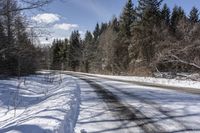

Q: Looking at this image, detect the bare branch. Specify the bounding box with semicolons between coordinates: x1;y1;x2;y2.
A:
0;0;53;16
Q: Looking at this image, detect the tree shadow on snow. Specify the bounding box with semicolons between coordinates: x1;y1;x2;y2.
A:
0;124;52;133
76;77;200;133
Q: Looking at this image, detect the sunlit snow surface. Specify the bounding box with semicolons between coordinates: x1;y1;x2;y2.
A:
67;71;200;89
0;73;80;133
74;74;200;133
0;71;200;133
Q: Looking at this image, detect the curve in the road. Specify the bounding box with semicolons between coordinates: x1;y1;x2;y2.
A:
78;76;163;133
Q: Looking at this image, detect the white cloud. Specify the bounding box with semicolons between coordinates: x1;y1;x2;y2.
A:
32;13;60;24
79;31;84;34
79;30;86;38
54;23;79;31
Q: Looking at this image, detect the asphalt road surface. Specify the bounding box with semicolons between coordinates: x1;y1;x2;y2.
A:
71;73;200;133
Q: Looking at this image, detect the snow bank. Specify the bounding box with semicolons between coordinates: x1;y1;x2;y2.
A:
65;71;200;90
0;73;80;133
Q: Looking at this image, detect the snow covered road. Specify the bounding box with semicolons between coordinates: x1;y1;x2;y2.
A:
74;76;144;133
0;71;200;133
72;73;200;133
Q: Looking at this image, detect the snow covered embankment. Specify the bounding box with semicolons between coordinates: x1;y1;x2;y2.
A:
66;71;200;90
0;73;80;133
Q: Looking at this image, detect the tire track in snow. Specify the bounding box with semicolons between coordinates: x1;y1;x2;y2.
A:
104;83;190;130
78;76;163;133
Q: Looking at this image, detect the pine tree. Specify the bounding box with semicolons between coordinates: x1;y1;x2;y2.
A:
99;23;108;35
68;30;81;71
161;3;170;26
0;20;6;52
0;20;6;73
111;17;119;32
171;6;185;32
189;7;199;23
119;0;136;38
63;38;69;69
51;39;68;70
137;0;163;25
93;23;100;41
130;0;163;65
51;39;61;69
15;16;37;75
83;31;93;72
116;0;136;71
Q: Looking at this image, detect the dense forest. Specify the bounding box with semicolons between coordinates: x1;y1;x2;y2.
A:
0;0;50;76
1;0;200;77
51;0;200;76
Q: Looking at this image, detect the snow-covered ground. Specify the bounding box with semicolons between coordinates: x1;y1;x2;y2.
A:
65;71;200;90
1;71;199;133
0;73;80;133
98;78;200;132
75;75;200;133
74;77;143;133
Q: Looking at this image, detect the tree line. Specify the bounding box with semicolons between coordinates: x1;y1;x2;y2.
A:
1;0;199;77
51;0;200;76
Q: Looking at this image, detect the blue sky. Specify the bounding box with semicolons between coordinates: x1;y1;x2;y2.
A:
30;0;200;44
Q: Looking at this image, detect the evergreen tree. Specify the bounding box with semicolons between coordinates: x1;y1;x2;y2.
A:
161;3;170;26
130;0;163;65
51;39;62;69
116;0;136;71
171;6;185;32
111;17;119;32
15;16;37;75
99;23;108;35
51;39;68;70
0;20;6;52
119;0;136;38
189;7;199;23
0;20;6;73
63;38;69;69
137;0;163;25
68;30;81;71
93;23;100;41
83;31;93;72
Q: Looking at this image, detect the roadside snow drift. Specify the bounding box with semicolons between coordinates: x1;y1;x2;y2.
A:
66;71;200;90
0;73;80;133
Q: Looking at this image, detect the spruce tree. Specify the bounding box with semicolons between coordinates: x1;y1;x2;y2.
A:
116;0;136;71
171;6;185;32
99;23;108;35
130;0;163;64
93;23;100;41
119;0;136;38
14;16;37;75
63;38;69;69
161;3;170;26
51;39;68;70
69;30;81;71
0;20;6;73
137;0;163;25
0;20;6;52
52;40;61;69
111;17;119;32
189;7;199;23
83;31;93;72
